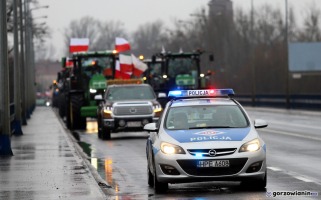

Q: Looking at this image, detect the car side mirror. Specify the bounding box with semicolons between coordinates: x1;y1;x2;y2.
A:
144;123;158;132
94;94;104;101
158;92;167;98
254;119;268;129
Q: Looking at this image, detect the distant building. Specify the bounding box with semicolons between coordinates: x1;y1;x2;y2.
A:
208;0;233;19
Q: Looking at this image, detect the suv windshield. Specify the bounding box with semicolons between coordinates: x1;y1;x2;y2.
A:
106;85;156;101
165;105;249;130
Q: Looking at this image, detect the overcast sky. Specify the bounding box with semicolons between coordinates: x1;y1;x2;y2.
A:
34;0;320;59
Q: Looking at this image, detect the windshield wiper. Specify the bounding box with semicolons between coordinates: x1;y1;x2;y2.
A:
189;126;233;129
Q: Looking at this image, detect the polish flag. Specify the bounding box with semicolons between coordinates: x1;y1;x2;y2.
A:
69;38;89;53
65;58;73;68
115;37;131;52
119;54;133;73
132;54;148;77
115;60;131;79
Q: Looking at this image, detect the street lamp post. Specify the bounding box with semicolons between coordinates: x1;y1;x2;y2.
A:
285;0;290;108
0;0;13;155
13;0;23;135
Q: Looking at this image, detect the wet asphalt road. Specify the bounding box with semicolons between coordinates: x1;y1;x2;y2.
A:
78;108;321;200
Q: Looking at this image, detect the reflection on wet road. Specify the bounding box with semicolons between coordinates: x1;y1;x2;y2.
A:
78;118;321;199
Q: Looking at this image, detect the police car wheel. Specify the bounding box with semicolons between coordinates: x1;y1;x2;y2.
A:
152;159;168;193
240;170;267;190
147;165;154;187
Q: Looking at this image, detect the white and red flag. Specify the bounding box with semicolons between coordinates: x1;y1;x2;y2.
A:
115;60;131;79
119;54;133;73
115;37;131;52
69;38;89;53
132;54;148;77
65;57;73;68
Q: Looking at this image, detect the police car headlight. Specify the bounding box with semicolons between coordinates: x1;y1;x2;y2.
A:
161;142;185;154
239;138;260;152
90;88;97;93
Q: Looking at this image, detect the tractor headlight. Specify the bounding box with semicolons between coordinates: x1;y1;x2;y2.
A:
239;138;260;152
90;88;97;93
161;142;185;154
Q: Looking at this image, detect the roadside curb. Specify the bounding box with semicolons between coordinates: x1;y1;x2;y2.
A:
53;108;116;197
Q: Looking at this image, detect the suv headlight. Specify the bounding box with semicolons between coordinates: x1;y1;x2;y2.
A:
161;142;185;154
153;104;162;113
239;138;260;152
103;106;112;118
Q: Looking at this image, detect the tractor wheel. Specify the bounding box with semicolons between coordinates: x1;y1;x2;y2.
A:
58;93;66;118
69;94;86;130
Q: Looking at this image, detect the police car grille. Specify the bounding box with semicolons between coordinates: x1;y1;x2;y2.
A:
177;158;248;176
187;148;237;157
113;106;153;115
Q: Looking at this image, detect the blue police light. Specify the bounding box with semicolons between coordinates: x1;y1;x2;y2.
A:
168;90;183;97
195;153;203;157
168;89;234;98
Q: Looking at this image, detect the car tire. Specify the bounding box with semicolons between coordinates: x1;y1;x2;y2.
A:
148;166;154;187
240;170;267;190
152;158;168;193
101;126;111;140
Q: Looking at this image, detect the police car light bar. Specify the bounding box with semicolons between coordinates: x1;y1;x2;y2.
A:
168;89;234;98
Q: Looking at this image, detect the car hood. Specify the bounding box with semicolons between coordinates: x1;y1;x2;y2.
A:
165;128;251;143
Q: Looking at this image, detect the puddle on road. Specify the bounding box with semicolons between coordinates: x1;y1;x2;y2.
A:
78;141;120;191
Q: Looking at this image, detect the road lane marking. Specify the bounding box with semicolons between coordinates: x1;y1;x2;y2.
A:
263;129;321;142
267;167;282;171
269;121;321;130
268;166;321;185
295;176;314;183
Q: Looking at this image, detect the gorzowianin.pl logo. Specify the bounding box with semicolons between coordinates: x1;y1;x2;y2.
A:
266;190;318;198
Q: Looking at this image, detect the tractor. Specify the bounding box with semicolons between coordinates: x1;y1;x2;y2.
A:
64;51;118;130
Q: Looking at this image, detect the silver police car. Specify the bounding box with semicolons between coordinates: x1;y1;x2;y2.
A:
144;89;268;193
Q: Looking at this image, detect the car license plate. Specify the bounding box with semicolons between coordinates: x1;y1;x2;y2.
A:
127;121;142;127
197;160;230;168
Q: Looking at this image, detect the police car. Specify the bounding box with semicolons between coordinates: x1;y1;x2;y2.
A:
144;89;268;193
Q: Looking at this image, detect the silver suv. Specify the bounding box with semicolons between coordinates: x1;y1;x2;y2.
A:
97;84;162;140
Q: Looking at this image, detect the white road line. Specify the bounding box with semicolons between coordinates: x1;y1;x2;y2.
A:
270;121;321;130
268;166;321;185
263;129;321;141
295;176;314;183
267;167;282;171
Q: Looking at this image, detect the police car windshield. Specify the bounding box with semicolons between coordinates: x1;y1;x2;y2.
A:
165;105;249;130
106;86;156;101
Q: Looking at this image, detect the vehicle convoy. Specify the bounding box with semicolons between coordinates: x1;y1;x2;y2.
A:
144;89;268;193
96;80;163;140
144;50;212;95
63;51;118;130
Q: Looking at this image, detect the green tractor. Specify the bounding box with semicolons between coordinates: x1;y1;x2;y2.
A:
65;51;118;130
147;50;213;94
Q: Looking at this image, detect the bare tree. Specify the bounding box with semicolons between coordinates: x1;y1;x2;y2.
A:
64;16;100;54
131;20;169;57
296;4;321;42
92;20;128;51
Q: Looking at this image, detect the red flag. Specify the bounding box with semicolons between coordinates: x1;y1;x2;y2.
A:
65;58;73;68
115;61;131;79
119;54;133;73
132;54;148;77
69;38;89;53
115;37;130;52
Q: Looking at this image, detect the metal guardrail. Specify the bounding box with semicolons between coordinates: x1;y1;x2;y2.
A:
235;94;321;110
